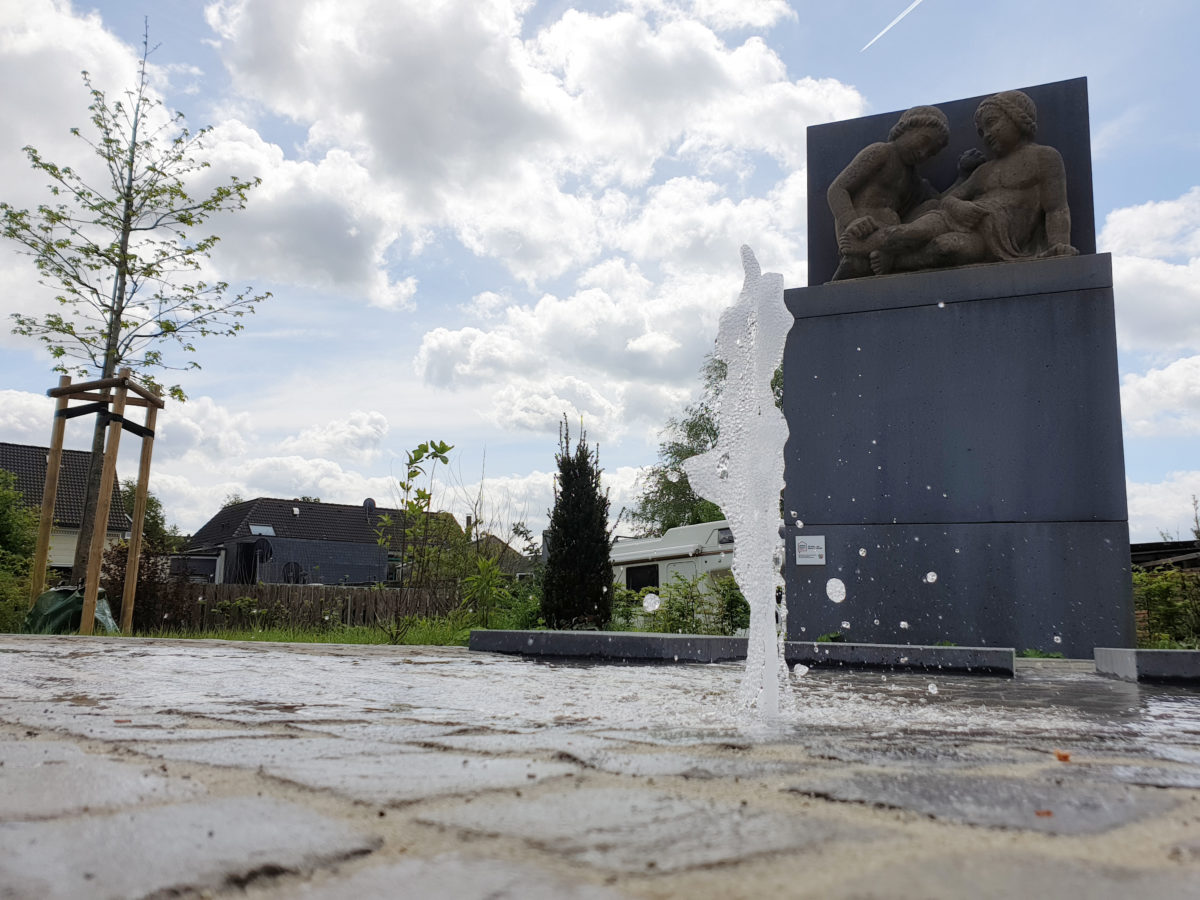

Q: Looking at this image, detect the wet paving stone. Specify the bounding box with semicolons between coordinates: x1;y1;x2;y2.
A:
0;797;380;900
290;854;628;899
797;734;1045;768
786;770;1176;834
833;851;1200;899
255;752;581;804
127;738;580;804
1061;763;1200;789
419;786;881;873
0;738;203;820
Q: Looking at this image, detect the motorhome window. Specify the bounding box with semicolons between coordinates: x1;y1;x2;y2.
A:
626;564;659;591
717;528;734;544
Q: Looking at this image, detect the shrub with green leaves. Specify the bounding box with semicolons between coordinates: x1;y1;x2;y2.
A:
0;470;37;633
1133;567;1200;649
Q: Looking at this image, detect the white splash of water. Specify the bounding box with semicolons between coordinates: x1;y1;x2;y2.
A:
682;246;791;719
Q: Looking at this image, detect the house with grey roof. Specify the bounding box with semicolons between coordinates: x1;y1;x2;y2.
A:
180;497;465;586
0;441;129;573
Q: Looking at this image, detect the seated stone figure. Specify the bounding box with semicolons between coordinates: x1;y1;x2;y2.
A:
826;105;951;280
868;90;1077;276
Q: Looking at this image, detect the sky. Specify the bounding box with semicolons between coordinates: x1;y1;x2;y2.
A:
0;0;1197;543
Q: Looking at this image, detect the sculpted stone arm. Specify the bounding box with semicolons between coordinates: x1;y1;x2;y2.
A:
1038;146;1075;253
939;169;987;229
827;143;887;235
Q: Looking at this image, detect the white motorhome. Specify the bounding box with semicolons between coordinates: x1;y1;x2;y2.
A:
610;520;734;592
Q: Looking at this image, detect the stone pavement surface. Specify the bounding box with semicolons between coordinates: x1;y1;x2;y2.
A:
1;636;1198;899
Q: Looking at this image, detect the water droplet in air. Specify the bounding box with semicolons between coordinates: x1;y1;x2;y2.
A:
899;620;910;629
826;578;847;603
642;593;661;612
924;571;938;584
841;621;850;629
937;301;946;308
858;548;867;557
1053;635;1062;644
927;683;939;695
873;618;880;625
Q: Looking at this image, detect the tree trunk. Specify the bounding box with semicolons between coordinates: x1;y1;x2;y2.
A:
70;414;109;584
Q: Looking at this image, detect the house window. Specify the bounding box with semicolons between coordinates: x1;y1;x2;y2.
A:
249;524;275;536
626;564;659;591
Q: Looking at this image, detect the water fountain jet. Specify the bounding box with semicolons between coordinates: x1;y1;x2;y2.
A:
682;246;792;718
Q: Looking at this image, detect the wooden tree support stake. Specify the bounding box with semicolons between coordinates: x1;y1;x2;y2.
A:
32;367;165;634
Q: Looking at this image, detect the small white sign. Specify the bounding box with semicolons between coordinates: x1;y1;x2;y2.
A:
795;535;826;566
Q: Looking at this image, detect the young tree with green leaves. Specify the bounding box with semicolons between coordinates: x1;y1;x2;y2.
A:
541;417;613;628
118;478;179;552
630;354;784;537
0;27;268;581
628;355;725;536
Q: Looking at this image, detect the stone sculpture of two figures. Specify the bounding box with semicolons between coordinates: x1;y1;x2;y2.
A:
829;90;1078;280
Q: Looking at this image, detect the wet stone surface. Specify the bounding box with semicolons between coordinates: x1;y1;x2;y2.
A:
785;769;1175;835
0;797;380;900
0;637;1198;899
419;786;880;873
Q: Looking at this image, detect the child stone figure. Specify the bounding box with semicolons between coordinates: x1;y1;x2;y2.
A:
826;105;951;280
868;90;1078;275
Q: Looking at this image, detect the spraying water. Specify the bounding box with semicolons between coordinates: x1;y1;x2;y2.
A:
682;246;792;718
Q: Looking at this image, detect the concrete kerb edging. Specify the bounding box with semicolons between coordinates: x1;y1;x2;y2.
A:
468;630;1015;675
1095;647;1200;684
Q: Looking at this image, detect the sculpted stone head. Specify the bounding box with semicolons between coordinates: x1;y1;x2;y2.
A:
974;90;1037;155
888;105;950;164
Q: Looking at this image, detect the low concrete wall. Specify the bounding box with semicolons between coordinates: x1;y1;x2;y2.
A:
1095;648;1200;684
469;630;1015;675
784;642;1014;676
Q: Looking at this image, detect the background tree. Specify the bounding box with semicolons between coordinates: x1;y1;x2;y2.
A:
0;27;268;581
629;354;784;537
541;417;613;628
628;355;725;536
118;478;179;552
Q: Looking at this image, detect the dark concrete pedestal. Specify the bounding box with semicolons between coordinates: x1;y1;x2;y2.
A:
782;254;1133;658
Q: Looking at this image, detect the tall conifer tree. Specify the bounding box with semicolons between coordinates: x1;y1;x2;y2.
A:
541;417;613;628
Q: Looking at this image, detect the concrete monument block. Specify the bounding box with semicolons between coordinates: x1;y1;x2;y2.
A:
782;251;1131;656
784;77;1130;663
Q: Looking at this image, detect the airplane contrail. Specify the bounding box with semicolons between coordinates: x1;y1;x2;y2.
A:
861;0;929;52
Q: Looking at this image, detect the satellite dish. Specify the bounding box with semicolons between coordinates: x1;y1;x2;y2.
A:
281;561;304;584
253;537;273;562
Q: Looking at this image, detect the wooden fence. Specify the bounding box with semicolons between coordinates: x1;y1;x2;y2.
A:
130;580;460;632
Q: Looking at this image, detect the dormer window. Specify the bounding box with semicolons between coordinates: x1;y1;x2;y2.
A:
249;524;275;536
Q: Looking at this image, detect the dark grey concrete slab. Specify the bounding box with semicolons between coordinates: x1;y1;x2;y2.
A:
806;77;1094;285
0;797;380;900
783;257;1124;525
788;252;1112;319
786;770;1173;835
470;629;748;662
784;641;1014;675
1095;648;1200;683
786;522;1132;657
418;786;880;874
